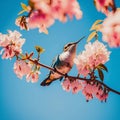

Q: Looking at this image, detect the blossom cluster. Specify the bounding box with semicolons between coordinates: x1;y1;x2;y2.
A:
16;0;82;33
94;0;114;15
61;78;108;102
0;30;25;59
74;40;110;77
1;0;119;102
0;30;40;83
82;81;108;101
61;78;82;94
14;60;40;82
100;10;120;47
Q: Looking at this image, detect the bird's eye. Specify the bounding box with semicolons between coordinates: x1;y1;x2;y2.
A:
64;43;73;51
68;43;72;47
64;46;67;50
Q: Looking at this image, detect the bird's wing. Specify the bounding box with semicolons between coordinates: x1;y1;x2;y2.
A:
51;55;59;68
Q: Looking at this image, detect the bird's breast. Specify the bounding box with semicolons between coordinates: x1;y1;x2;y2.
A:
50;51;76;80
59;51;75;66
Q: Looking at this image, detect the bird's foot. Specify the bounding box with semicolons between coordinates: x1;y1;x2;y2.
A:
64;73;68;78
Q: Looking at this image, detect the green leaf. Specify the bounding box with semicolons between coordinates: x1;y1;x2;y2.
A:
18;3;29;15
97;68;104;81
35;46;45;54
18;10;26;15
90;20;103;31
21;3;29;11
87;31;96;42
37;65;41;70
90;24;102;31
97;63;108;72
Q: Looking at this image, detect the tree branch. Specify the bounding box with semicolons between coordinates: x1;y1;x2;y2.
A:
28;58;120;95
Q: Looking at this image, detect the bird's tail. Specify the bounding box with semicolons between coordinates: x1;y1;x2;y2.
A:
40;76;53;86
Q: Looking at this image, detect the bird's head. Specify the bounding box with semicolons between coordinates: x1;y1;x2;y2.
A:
63;36;85;53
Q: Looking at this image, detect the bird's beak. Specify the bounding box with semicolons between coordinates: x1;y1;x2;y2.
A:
74;36;85;44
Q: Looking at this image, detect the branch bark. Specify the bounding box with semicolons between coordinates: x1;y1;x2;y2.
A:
28;58;120;95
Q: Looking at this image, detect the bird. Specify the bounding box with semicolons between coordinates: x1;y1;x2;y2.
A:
40;36;85;86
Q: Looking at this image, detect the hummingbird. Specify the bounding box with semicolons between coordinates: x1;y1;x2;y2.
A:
40;36;85;86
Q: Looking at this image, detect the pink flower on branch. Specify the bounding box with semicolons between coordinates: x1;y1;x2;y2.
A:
16;0;82;33
82;81;108;102
14;60;31;79
1;46;15;59
94;0;115;15
74;40;110;77
28;10;54;34
15;16;29;30
61;78;71;92
62;78;108;101
61;78;82;94
71;80;82;94
51;0;82;22
26;71;40;83
0;30;25;59
100;10;120;47
0;34;10;47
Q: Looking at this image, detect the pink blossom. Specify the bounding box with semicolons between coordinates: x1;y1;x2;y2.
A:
15;17;29;30
1;46;15;59
71;80;82;94
17;0;82;33
82;82;108;101
94;0;114;15
14;60;31;79
0;30;25;59
0;34;10;47
24;0;55;33
82;84;93;101
82;82;94;101
61;78;82;94
28;10;54;33
95;85;108;101
26;71;40;83
100;10;120;47
61;78;71;92
74;41;110;77
65;0;82;20
96;92;108;101
51;0;82;22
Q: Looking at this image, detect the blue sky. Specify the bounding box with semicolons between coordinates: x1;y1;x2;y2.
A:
0;0;120;120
